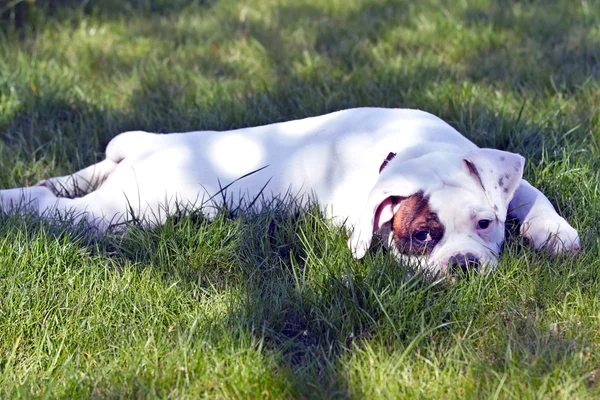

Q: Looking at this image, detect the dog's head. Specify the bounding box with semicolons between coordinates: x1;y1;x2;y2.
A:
348;148;525;275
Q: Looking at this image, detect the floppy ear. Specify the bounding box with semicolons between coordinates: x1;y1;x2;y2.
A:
348;165;426;259
463;148;525;218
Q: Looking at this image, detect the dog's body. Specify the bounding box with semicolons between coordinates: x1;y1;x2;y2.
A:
0;108;580;273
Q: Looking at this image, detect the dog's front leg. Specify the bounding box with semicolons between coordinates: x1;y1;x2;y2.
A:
509;180;580;254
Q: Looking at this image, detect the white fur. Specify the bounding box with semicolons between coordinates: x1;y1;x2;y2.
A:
0;108;580;273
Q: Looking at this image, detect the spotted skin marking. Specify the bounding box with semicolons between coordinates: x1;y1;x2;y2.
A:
513;162;521;172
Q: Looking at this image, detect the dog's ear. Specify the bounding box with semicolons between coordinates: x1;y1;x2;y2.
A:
348;164;426;259
463;148;525;219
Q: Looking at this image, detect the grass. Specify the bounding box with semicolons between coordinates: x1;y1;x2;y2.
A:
0;0;599;398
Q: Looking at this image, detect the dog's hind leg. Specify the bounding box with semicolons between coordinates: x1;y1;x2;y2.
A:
0;185;128;231
36;158;119;198
104;130;159;162
35;131;158;198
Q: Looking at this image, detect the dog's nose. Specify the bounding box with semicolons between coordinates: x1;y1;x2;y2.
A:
449;252;480;273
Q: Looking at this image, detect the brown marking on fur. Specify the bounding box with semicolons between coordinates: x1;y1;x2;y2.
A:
391;191;445;255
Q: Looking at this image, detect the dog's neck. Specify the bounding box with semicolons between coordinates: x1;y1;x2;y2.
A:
379;152;397;173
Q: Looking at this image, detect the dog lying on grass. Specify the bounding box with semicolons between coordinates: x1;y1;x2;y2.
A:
0;108;580;274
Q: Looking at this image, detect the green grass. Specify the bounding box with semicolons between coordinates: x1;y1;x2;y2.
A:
1;0;599;398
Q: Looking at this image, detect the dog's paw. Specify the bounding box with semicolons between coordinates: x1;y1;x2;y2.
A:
521;212;581;255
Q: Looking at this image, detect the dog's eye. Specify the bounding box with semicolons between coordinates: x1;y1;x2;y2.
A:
477;219;491;229
413;229;431;242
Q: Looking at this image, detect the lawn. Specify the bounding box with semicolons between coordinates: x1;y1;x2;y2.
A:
0;0;599;398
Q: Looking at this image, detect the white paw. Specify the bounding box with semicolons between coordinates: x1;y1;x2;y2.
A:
521;213;581;255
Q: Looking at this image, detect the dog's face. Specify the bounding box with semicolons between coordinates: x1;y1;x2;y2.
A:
348;148;525;275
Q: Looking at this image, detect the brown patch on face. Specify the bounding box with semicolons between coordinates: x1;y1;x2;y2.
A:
392;191;445;255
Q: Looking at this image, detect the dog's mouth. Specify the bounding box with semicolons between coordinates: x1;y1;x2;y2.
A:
382;229;499;275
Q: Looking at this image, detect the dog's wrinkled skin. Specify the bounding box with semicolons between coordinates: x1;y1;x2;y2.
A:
0;108;580;274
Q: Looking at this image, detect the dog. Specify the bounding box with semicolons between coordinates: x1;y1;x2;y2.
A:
0;108;580;274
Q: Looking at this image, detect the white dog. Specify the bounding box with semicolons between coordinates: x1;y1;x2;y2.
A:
0;108;580;274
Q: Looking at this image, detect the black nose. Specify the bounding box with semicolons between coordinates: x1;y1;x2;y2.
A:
449;252;480;273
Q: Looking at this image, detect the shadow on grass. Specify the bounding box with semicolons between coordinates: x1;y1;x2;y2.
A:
91;204;450;396
0;0;215;28
88;204;596;396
